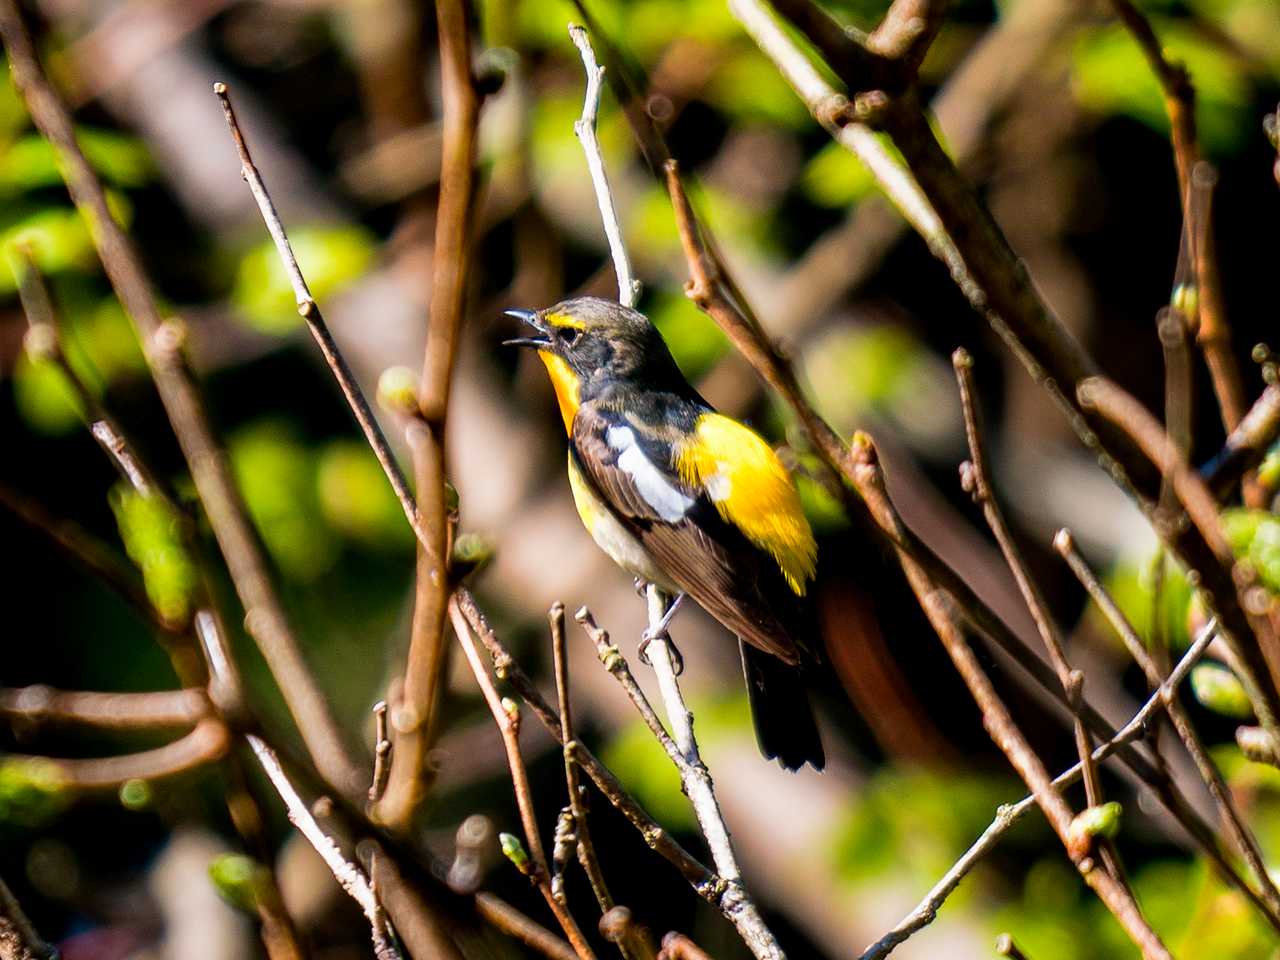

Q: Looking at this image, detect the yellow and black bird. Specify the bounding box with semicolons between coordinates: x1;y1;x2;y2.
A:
505;296;824;771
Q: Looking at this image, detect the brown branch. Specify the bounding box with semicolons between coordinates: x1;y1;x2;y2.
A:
1055;529;1280;924
550;603;629;948
953;350;1124;882
848;437;1172;959
379;0;481;833
1204;385;1280;499
13;247;159;496
17;718;229;790
1078;377;1280;726
995;933;1032;960
658;932;716;960
475;892;580;960
866;0;951;78
453;588;721;898
735;0;1280;716
661;160;1228;867
0;686;208;731
449;601;597;960
213;83;431;550
0;0;362;798
247;735;402;960
0;874;56;960
0;481;164;633
862;618;1222;959
369;700;392;805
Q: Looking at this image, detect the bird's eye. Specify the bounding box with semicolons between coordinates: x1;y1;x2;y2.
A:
559;327;581;348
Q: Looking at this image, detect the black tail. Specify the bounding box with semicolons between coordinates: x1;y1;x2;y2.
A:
740;641;825;772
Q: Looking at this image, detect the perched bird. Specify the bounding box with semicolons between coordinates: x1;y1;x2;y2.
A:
505;296;824;771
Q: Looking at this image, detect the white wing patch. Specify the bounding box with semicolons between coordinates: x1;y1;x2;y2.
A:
704;471;732;502
606;425;694;522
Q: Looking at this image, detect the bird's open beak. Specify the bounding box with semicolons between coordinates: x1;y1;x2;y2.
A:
502;308;551;349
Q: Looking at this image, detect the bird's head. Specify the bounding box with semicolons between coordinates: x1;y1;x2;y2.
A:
504;296;684;430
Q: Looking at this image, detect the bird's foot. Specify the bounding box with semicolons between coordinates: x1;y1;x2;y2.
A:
638;631;684;676
632;577;648;598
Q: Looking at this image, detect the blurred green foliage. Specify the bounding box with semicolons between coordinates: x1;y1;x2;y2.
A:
209;853;272;912
110;483;199;625
1222;508;1280;593
1099;553;1193;652
1189;661;1254;719
0;758;67;829
232;225;376;334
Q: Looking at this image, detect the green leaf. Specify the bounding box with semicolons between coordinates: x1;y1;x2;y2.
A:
1072;22;1252;155
705;49;811;128
315;440;414;549
233;226;376;334
229;422;339;581
209;853;272;912
12;351;83;434
110;483;199;626
601;718;695;831
0;757;68;828
648;292;729;381
1222;508;1280;593
0;128;152;194
1189;662;1254;719
1097;554;1193;652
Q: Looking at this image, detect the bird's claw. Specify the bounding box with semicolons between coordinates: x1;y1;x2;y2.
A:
633;577;648;598
638;630;684;675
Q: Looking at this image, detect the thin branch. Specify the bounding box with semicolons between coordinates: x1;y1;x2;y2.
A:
569;24;641;307
995;933;1032;960
12;247;159;496
550;604;624;935
1078;377;1280;727
16;718;229;790
247;735;401;960
587;588;784;960
737;0;1280;719
660;160;1229;871
369;700;392;805
865;0;951;79
862;617;1223;959
0;686;208;731
448;600;597;960
0;874;56;960
453;588;721;897
379;0;481;832
213;83;431;551
0;0;362;797
0;481;164;632
849;438;1172;960
658;932;717;960
1203;384;1280;499
1055;529;1280;922
474;892;581;960
953;350;1124;882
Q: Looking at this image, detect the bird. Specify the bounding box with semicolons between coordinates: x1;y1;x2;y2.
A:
504;296;825;771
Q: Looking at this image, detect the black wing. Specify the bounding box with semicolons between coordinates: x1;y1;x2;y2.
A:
571;402;807;664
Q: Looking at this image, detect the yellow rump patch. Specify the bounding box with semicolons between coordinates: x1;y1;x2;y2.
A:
675;413;817;595
538;351;580;434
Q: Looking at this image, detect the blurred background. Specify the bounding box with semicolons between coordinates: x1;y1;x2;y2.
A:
3;0;1280;956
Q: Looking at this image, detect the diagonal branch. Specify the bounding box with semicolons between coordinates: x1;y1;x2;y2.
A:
859;618;1222;959
0;0;362;798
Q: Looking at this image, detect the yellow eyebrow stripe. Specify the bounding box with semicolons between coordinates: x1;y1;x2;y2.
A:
544;312;586;330
675;413;816;594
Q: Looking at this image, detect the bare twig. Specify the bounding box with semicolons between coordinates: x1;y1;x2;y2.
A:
0;0;362;797
953;350;1123;882
214;83;430;550
1204;385;1280;499
0;686;208;731
658;932;716;960
13;248;159;496
474;892;580;960
660;161;1226;868
380;0;481;832
1079;377;1280;727
453;589;720;896
1055;529;1280;923
0;874;56;960
861;619;1221;959
550;603;627;943
849;438;1172;960
247;735;401;960
737;0;1280;718
369;700;392;805
14;718;229;790
995;933;1032;960
569;24;641;307
448;601;598;960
